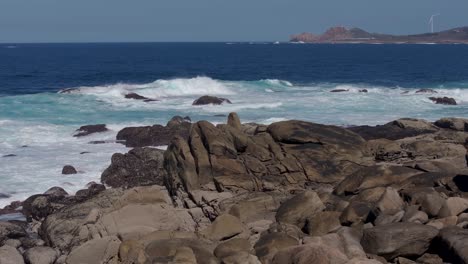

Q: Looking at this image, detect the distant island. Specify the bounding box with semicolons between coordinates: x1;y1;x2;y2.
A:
290;26;468;44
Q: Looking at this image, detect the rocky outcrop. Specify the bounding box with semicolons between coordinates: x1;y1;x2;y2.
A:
429;97;457;105
73;124;108;137
164;115;371;200
349;118;438;140
101;147;166;188
9;113;468;263
192;95;232;105
116;116;191;147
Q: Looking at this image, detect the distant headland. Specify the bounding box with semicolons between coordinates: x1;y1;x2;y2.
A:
290;26;468;44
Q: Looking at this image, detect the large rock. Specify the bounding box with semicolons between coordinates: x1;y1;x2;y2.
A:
0;245;24;264
0;222;26;243
40;186;194;252
335;165;422;195
435;117;468;131
361;223;439;260
254;232;299;263
200;214;245;241
24;246;58;264
348;119;437;140
61;165;77;175
66;236;120;264
192;95;232;105
272;229;373;264
73;124;108;137
116;116;191;147
436;226;468;263
275;191;325;229
429;97;457;105
101;147;166;188
305;211;342;236
438;197;468;218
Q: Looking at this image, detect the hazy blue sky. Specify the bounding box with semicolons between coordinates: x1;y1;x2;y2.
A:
1;0;467;42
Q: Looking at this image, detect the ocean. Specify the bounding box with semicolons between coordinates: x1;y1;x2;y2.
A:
1;42;468;206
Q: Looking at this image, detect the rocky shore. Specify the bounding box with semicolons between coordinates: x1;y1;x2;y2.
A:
1;113;468;264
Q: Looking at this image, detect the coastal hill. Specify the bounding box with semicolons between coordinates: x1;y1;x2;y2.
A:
290;26;468;44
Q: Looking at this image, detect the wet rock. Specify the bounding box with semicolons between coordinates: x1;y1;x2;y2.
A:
2;154;16;158
416;89;438;94
101;147;166;188
193;95;232;105
124;92;158;102
166;115;191;128
43;187;68;197
0;245;24;264
73;124;108;137
0;222;27;243
429;97;457;105
0;193;11;199
116;116;191;147
24;246;59;264
75;183;105;198
61;165;77;175
361;223;438;260
359;89;368;93
330;89;349;92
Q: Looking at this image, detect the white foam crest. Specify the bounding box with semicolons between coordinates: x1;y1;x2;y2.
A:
261;79;293;87
198;102;283;113
260;117;288;124
60;77;235;100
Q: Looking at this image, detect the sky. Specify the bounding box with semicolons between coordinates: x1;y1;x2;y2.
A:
1;0;468;43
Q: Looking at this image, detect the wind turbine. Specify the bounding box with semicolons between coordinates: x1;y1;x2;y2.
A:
429;14;440;33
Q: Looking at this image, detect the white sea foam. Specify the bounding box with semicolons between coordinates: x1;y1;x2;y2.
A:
2;77;468;206
61;76;235;99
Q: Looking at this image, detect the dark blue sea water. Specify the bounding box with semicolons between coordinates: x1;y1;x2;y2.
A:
2;43;468;95
1;42;468;206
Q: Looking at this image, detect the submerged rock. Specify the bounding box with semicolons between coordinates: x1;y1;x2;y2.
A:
124;92;158;102
73;124;108;137
429;97;457;105
416;88;438;94
61;165;77;175
192;95;232;105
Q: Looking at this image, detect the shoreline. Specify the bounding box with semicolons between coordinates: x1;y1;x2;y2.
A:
1;112;467;263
